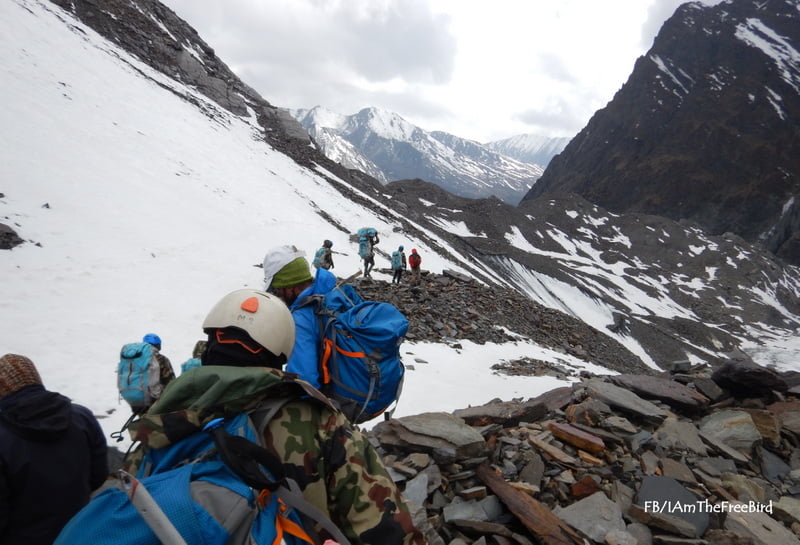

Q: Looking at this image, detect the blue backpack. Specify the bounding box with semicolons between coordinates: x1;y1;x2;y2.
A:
117;342;162;413
180;357;202;373
391;251;403;269
302;284;408;423
312;247;326;268
55;406;350;545
356;227;377;259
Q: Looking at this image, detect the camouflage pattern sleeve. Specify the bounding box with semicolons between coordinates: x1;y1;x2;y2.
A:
156;353;176;387
263;401;427;545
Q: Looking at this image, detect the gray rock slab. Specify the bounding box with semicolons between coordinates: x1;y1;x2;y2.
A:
635;476;709;536
373;412;488;463
554;491;626;543
574;379;668;425
608;374;709;413
654;417;708;455
699;410;761;452
724;502;800;545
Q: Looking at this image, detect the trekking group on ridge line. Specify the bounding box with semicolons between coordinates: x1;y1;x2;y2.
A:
1;227;429;545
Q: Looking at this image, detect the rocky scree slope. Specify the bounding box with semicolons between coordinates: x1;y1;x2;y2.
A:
368;357;800;545
353;271;650;376
383;178;800;369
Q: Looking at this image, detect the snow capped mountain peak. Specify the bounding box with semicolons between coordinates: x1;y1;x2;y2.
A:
352;106;420;141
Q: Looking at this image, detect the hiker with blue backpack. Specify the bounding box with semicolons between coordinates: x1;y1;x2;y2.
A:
117;333;176;416
264;245;408;424
312;239;334;270
263;245;337;389
55;289;425;545
391;245;407;284
0;353;108;545
357;227;379;278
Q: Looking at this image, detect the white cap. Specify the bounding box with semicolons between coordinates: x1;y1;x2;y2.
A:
262;245;306;289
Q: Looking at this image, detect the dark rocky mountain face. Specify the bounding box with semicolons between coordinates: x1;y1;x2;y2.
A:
522;0;800;265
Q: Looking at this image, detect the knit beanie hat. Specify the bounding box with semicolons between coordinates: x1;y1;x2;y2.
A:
0;354;43;398
270;257;314;289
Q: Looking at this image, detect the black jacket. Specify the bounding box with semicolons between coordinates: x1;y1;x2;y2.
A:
0;385;108;545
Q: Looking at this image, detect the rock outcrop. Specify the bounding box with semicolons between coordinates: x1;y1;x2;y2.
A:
522;0;800;265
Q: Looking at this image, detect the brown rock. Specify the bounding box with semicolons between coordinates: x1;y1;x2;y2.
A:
548;421;605;454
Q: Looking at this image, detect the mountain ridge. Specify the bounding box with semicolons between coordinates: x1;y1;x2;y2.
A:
293;105;546;205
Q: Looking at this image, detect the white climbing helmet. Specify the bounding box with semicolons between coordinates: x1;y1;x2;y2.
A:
202;289;295;359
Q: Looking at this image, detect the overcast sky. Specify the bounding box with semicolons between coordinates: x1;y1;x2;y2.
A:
160;1;714;143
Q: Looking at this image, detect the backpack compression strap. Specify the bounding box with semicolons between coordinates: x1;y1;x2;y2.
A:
204;414;353;545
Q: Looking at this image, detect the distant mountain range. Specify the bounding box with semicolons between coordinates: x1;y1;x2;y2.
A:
291;106;568;205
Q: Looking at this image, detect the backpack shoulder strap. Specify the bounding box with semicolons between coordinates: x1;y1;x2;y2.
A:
210;397;353;545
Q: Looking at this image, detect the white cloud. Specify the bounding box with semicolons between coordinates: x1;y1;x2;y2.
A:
159;0;723;142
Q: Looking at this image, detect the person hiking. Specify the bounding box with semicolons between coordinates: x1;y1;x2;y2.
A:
263;245;335;388
408;248;422;283
391;245;407;284
142;333;176;389
131;289;427;545
0;354;108;545
312;239;334;270
357;228;379;278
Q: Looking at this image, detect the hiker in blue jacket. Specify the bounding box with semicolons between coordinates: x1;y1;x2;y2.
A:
264;247;336;388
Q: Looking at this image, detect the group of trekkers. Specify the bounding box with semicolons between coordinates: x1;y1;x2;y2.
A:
0;234;429;545
316;228;422;285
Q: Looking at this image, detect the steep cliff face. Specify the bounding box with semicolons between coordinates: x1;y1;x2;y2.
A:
523;0;800;264
47;0;309;145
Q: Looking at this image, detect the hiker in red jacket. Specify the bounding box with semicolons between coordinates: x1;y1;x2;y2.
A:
408;248;422;283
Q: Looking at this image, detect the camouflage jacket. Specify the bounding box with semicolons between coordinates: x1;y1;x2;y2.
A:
127;366;426;545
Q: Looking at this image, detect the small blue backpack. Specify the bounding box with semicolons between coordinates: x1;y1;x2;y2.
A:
312;247;326;268
391;251;402;269
302;284;408;423
117;342;162;413
180;357;202;373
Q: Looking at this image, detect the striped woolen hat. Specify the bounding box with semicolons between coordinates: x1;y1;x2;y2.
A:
0;354;43;397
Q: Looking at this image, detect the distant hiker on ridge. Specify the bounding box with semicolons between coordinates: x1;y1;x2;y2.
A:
141;333;175;389
357;227;379;278
391;245;407;284
312;239;334;270
409;248;422;284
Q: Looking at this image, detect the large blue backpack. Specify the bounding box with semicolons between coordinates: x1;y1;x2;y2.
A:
56;369;352;545
302;284;408;423
356;227;377;259
117;342;162;413
391;251;402;269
